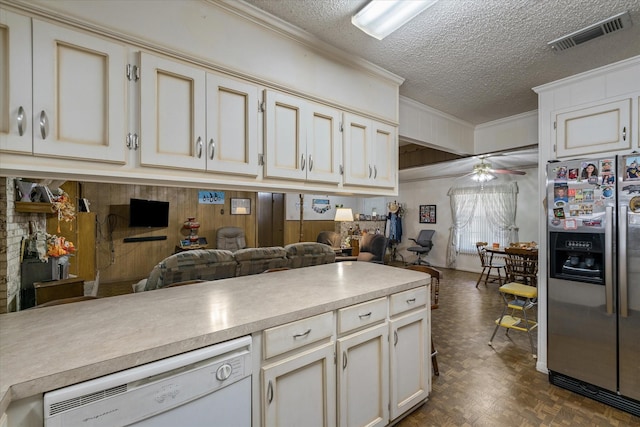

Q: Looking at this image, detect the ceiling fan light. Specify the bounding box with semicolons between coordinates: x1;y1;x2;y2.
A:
352;0;438;40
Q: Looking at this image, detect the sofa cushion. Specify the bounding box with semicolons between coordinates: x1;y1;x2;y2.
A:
144;249;237;291
234;247;289;276
285;242;336;268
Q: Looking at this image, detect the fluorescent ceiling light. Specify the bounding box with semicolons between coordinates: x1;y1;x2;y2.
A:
352;0;438;40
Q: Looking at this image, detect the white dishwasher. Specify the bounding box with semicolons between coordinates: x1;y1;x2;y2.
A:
44;336;252;427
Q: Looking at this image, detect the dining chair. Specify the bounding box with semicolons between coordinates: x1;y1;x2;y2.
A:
475;242;505;288
504;247;539;287
404;264;441;376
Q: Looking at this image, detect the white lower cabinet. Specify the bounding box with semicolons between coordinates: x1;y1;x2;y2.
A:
262;342;337;427
389;307;429;420
337;323;389;427
258;287;429;427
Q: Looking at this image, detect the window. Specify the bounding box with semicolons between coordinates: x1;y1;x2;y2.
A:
447;182;519;266
457;196;511;254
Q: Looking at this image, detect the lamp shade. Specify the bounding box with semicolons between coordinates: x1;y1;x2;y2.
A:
334;208;354;222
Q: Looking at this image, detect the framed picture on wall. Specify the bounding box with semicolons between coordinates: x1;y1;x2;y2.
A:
231;198;251;215
419;205;436;223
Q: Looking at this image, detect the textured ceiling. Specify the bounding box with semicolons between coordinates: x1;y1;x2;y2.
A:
241;0;640;126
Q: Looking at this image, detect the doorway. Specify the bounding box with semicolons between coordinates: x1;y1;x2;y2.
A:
257;193;284;247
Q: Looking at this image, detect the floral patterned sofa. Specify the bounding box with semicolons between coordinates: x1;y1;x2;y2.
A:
134;242;335;292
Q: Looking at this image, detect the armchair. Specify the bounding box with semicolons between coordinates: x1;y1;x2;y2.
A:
356;233;388;264
216;226;247;252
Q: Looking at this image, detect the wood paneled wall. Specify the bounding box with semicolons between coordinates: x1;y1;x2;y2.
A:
283;220;335;245
81;183;257;283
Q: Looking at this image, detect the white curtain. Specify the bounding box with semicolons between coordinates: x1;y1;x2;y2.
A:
446;187;478;268
447;182;519;267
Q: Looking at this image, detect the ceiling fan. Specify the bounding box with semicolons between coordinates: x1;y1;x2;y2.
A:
468;156;526;182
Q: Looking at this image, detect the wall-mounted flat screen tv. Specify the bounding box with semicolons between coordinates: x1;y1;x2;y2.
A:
129;198;170;228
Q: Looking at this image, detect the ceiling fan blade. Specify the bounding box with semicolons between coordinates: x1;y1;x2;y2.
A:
491;168;526;175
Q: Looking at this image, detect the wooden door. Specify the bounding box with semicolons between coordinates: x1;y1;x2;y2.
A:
342;113;372;186
306;102;341;184
372;121;396;188
258;192;284;247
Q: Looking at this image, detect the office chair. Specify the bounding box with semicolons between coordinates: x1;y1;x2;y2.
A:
407;230;435;266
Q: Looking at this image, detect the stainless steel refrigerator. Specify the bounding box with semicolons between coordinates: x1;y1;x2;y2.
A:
547;155;640;416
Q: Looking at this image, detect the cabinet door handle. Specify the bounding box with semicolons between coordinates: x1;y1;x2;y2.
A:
406;298;416;305
394;330;398;346
196;137;203;158
39;110;49;140
374;165;377;179
209;138;215;160
17;106;26;136
300;154;306;171
133;133;139;150
293;328;311;339
342;351;347;369
358;311;372;318
267;380;273;404
622;126;627;141
308;155;313;171
369;164;372;178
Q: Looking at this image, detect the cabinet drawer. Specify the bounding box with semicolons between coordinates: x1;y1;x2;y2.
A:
337;297;387;335
389;287;428;316
264;311;334;359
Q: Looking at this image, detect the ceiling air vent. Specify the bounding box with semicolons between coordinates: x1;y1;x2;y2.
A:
548;11;632;52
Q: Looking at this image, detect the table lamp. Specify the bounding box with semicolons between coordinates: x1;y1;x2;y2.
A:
334;208;354;222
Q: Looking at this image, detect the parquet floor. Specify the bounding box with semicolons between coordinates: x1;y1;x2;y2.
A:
398;268;640;427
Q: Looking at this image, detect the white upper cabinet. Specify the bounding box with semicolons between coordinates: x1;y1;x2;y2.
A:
343;113;397;188
264;90;341;184
555;98;632;158
140;53;207;170
140;52;258;176
206;73;258;176
32;19;128;163
0;10;32;154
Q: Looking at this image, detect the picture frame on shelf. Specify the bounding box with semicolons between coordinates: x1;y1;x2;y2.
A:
231;198;251;215
419;205;436;224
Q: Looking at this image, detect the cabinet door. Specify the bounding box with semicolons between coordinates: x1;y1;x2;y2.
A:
32;20;127;163
342;113;372;186
0;10;32;154
263;90;306;180
205;73;258;176
262;342;336;427
306;103;341;184
372;121;396;188
555;98;631;158
139;52;206;170
389;308;429;421
337;323;389;427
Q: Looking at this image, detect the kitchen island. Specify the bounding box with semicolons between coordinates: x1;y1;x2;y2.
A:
0;262;430;425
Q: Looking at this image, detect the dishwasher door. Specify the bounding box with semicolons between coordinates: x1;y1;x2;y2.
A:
44;336;252;427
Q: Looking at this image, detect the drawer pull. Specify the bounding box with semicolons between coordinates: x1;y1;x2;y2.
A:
406;298;416;304
358;312;372;318
196;136;203;158
267;380;273;404
39;110;49;140
293;328;311;339
17;106;26;136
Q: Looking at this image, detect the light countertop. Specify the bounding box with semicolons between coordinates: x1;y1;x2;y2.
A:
0;262;429;414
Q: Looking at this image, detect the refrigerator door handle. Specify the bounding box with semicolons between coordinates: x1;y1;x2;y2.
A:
619;205;628;318
605;206;614;315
